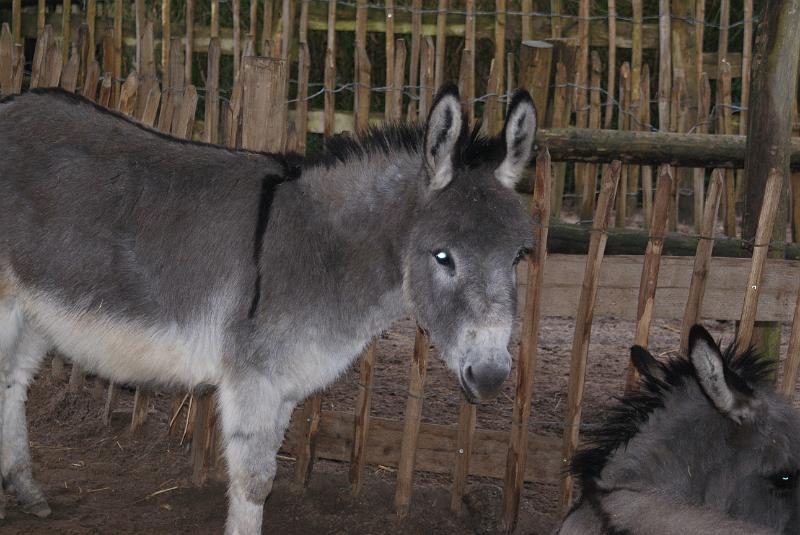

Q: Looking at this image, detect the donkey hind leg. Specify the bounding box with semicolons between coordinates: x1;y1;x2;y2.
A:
0;304;51;519
218;377;296;535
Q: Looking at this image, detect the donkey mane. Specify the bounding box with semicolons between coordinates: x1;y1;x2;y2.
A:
571;341;775;488
303;117;507;171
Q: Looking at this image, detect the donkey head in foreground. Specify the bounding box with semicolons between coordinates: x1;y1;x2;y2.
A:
404;85;537;403
560;325;800;534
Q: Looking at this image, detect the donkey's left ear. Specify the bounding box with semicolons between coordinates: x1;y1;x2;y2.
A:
495;90;537;189
631;346;666;383
424;84;464;191
688;324;758;424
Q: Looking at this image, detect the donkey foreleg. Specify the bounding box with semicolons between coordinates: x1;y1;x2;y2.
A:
0;325;51;518
218;376;296;535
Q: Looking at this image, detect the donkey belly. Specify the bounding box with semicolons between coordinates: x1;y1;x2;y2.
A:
21;291;224;387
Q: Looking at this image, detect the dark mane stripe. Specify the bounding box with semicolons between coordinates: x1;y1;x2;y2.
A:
302;119;507;170
570;341;775;489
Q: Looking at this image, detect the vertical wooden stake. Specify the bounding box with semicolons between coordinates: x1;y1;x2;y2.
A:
780;286;800;398
203;37;221;144
603;0;616;129
130;388;151;434
293;393;322;487
625;165;673;389
679;169;724;355
184;0;194;84
433;0;447;91
657;0;671;131
500;149;551;533
394;326;429;518
349;341;377;495
392;39;407;123
384;0;395;119
294;42;310;154
449;401;476;513
406;0;422;121
558;161;622;514
322;0;336;137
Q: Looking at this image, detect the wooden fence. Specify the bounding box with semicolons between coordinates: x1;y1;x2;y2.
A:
3;2;800;532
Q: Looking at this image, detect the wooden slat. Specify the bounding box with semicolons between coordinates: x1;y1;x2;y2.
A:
780;284;800;398
640;64;653;226
140;84;161;126
735;170;784;354
11;43;22;94
573;0;590;215
294;41;309;154
406;0;421;121
383;0;394;119
190;391;218;485
433;0;447;91
500;149;552;533
130;388;150;434
391;39;406;123
203;37;220;144
462;0;475;124
615;63;630;228
449;401;475;513
558;161;622;514
232;0;240;76
625;165;673;389
59;45;79;92
113;0;122;104
161;0;170;88
657;0;671;131
0;23;13;96
680;169;724;355
348;341;376;495
98;72;112;107
603;0;616;129
292;393;322;487
81;60;99;101
283;410;562;484
171;84;197;138
581;51;602;220
240;56;287;153
418;36;434;118
250;0;259;43
322;0;336;137
184;0;194;84
394;326;429;518
518;41;552;130
354;0;369;134
61;0;71;62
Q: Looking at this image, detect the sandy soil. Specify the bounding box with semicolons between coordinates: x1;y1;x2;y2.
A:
2;316;798;535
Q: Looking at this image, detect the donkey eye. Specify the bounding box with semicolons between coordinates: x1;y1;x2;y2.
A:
768;470;799;495
513;247;530;266
433;250;454;269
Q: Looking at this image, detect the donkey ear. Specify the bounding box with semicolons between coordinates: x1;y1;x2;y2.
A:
688;325;757;424
423;84;464;191
631;346;666;383
495;89;537;189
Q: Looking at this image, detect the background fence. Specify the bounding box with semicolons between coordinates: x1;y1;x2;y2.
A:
3;1;800;532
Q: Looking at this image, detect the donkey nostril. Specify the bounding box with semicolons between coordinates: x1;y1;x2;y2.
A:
464;365;475;384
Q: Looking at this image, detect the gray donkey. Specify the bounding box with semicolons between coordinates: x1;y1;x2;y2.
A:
558;324;800;535
0;84;537;533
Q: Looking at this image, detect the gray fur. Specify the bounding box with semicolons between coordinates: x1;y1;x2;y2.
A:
0;86;536;533
558;325;800;535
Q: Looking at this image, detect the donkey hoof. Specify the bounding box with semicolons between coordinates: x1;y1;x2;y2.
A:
22;500;51;518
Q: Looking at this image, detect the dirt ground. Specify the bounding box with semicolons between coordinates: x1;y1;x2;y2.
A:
3;316;799;535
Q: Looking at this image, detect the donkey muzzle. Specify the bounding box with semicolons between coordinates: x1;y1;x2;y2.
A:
459;356;511;403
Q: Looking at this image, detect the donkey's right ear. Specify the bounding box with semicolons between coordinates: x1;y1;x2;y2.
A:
631;346;666;383
688;324;758;424
423;84;464;190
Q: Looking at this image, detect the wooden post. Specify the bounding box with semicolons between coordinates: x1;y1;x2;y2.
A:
780;286;800;398
615;62;630;228
354;0;370;134
449;401;476;514
232;0;240;76
191;390;218;486
741;0;800;363
184;0;194;84
558;161;622;514
293;393;321;487
406;0;421;121
679;169;724;355
550;0;561;38
392;39;406;123
62;0;72;63
37;0;45;37
625;165;673;389
263;0;274;50
736;170;784;355
130;389;150;434
500;149;551;533
519;41;553;132
581;51;602;220
113;0;122;104
323;0;336;137
463;0;475;124
693;74;711;233
240;56;288;153
573;0;590;215
433;0;447;91
418;37;434;118
719;60;735;236
657;0;671;131
250;0;259;45
203;37;221;144
550;62;568;219
394;326;429;518
603;0;616;129
349;341;376;495
161;0;170;88
0;24;13;97
384;0;395;119
640;65;653;227
294;42;309;153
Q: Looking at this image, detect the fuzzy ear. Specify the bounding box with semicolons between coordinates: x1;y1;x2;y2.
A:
688;324;757;424
631;346;666;383
495;89;537;188
423;84;464;191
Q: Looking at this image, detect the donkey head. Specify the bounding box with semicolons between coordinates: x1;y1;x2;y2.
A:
404;85;537;403
612;325;800;532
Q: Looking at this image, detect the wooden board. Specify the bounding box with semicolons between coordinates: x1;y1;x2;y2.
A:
281;410;562;484
515;254;800;322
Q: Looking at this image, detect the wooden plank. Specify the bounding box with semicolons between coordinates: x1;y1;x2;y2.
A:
693;74;711;233
640;64;653;226
518;40;553;131
59;46;79;92
203;37;220;144
349;341;376;495
550;0;561;38
406;0;421;121
781;282;800;398
354;0;369;134
282;410;562;484
521;0;532;41
98;72;112;107
161;0;170;88
11;42;22;94
626;165;672;389
102;383;120;426
86;0;95;66
384;0;394;119
62;0;71;63
294;41;309;153
140;84;161;126
191;391;218;486
579;51;602;221
184;0;194;84
418;36;433;119
36;0;44;36
736;170;784;354
449;401;475;513
240;56;287;153
133;0;144;70
12;0;22;45
250;0;259;44
130;388;150;434
263;0;274;48
280;0;294;62
657;0;671;131
500;149;551;533
394;326;429;518
603;0;616;129
117;71;138;116
0;23;12;96
558;161;622;514
292;393;322;487
392;39;406;123
615;62;630;228
573;0;590;213
232;0;240;76
81;60;99;101
171;84;196;138
463;0;475;124
680;169;724;355
550;61;567;219
29;23;50;88
113;0;122;104
322;0;336;138
719;60;735;236
433;0;447;91
210;0;219;38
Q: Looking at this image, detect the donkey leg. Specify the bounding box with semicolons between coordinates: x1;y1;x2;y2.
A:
0;324;50;518
218;376;296;535
0;296;24;520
